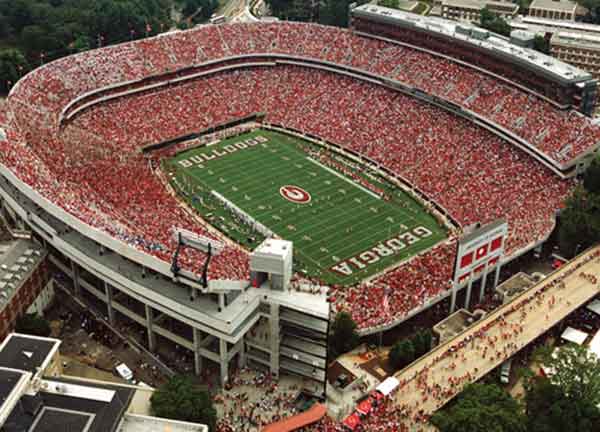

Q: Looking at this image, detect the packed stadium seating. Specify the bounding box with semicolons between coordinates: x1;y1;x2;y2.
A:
10;22;600;164
2;22;581;330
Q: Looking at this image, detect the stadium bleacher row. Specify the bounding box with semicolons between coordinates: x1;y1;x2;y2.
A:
9;22;600;165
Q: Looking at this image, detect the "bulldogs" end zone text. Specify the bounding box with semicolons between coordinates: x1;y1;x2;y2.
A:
178;135;269;168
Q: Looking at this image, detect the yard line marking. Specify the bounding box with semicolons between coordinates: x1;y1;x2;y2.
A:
306;157;381;200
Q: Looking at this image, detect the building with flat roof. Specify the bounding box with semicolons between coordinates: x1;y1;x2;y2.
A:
0;238;52;341
550;31;600;78
528;0;581;21
0;333;209;432
439;0;519;23
510;15;600;36
508;16;600;78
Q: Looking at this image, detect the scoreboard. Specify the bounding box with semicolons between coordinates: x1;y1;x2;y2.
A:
454;219;508;287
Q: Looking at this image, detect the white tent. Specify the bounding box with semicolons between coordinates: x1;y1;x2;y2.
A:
587;299;600;316
560;327;588;345
589;330;600;360
376;376;400;396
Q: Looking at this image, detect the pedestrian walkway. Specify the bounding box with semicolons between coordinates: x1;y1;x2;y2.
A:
392;246;600;431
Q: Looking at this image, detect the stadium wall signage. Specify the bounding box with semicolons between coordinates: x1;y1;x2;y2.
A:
177;135;269;168
330;226;433;276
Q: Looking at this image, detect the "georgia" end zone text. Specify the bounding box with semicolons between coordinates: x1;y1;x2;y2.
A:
330;226;434;276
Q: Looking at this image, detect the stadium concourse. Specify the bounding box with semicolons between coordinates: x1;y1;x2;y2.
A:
0;22;590;333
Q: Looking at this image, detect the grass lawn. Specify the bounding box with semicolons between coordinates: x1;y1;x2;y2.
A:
165;129;447;285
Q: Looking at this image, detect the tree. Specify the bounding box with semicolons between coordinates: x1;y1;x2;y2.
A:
535;343;600;407
583;155;600;195
15;313;51;337
412;328;432;357
330;311;360;357
533;35;550;55
431;383;527;432
558;187;600;256
389;339;415;370
525;377;600;432
0;48;29;93
480;8;511;37
379;0;400;9
151;375;216;430
319;0;352;27
514;0;532;13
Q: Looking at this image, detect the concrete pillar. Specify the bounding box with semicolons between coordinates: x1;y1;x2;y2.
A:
493;264;502;289
105;281;115;326
71;260;80;297
479;268;489;303
236;338;246;369
145;304;156;352
17;215;25;230
193;328;203;375
464;275;474;310
450;283;458;314
219;338;229;386
218;293;225;311
270;303;280;377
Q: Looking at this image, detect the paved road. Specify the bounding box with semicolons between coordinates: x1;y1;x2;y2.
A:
391;246;600;431
219;0;248;20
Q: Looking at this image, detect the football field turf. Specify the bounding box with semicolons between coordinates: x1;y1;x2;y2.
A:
165;129;447;285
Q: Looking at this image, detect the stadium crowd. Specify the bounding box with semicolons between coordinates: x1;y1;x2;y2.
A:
9;22;600;164
1;23;580;330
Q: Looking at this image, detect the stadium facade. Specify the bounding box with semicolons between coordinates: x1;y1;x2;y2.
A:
0;9;598;386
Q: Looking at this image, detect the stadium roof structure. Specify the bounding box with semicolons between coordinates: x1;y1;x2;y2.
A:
509;15;600;35
352;4;591;83
551;30;600;50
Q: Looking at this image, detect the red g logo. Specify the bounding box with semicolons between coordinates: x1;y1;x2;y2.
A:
280;185;311;204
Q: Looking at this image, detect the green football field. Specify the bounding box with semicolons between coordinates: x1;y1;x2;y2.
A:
164;129;447;285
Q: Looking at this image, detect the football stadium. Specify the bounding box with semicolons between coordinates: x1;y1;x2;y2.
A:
165;129;448;285
1;4;600;425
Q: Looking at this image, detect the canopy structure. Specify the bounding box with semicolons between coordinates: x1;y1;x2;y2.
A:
375;376;400;396
261;403;327;432
587;299;600;316
342;412;361;431
589;330;600;359
560;327;588;345
356;397;373;415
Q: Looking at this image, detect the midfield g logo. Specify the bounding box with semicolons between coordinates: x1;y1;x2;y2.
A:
280;185;311;204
